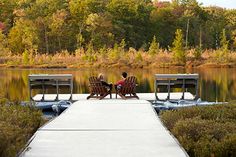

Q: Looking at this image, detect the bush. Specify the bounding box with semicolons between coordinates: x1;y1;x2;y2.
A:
193;47;202;60
108;43;120;60
82;54;97;62
135;52;143;61
0;103;45;157
160;104;236;157
22;50;29;65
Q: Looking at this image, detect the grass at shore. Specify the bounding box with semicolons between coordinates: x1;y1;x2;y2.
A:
0;99;45;157
160;103;236;157
1;49;236;69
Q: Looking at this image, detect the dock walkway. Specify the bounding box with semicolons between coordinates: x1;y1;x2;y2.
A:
21;100;188;157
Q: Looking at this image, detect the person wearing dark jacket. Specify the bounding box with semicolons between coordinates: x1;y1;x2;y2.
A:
98;73;112;92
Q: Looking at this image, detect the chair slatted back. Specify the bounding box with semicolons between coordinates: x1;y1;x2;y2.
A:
120;76;137;95
88;76;107;94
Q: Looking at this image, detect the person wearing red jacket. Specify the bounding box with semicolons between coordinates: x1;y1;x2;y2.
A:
115;72;127;90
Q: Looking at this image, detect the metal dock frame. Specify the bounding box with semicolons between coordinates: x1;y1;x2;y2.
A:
28;74;73;101
154;74;199;100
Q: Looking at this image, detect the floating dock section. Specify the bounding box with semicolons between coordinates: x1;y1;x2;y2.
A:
32;92;195;102
21;100;188;157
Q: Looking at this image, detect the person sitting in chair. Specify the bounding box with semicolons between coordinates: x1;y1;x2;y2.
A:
115;72;127;90
98;73;112;92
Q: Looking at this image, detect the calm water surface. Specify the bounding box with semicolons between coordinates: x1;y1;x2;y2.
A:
0;68;236;102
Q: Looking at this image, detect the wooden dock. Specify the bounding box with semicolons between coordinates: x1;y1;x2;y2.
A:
21;100;188;157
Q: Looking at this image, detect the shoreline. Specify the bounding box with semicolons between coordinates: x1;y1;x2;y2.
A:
1;62;236;69
1;49;236;70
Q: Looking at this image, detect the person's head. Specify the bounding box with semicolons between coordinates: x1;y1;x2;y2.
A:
98;73;104;81
122;72;127;79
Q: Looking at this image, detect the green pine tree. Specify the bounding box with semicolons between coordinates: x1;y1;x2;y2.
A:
172;29;185;64
148;36;159;55
0;31;7;55
220;29;229;61
119;38;126;54
22;49;29;65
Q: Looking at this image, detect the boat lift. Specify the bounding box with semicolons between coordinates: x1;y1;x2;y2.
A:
28;74;73;101
154;74;199;100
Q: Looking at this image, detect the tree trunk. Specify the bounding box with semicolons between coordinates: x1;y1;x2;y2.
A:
199;25;202;48
58;36;61;51
44;24;49;53
185;19;190;49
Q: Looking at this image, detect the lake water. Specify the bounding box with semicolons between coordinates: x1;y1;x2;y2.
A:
0;68;236;102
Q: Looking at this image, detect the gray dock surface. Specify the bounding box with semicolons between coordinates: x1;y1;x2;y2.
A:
21;100;187;157
32;92;194;101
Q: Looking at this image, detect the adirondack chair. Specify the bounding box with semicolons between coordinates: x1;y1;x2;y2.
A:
115;76;139;99
87;76;112;100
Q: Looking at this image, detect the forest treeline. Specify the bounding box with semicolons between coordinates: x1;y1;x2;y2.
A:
0;0;236;56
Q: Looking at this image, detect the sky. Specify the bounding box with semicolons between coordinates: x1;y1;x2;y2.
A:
163;0;236;9
197;0;236;9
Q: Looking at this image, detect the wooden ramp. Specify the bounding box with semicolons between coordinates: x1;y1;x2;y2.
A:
21;100;188;157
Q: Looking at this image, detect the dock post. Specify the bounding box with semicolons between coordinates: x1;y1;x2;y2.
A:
181;79;185;99
154;79;158;100
42;80;45;101
167;80;170;100
70;78;73;101
195;78;199;100
56;80;59;101
28;78;32;102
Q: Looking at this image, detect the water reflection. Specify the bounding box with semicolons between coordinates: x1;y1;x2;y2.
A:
0;68;236;102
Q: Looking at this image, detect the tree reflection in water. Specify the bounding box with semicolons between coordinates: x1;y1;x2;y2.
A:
0;68;236;102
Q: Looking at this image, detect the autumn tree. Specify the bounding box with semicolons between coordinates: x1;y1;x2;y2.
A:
108;0;152;49
8;18;39;54
0;0;234;55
